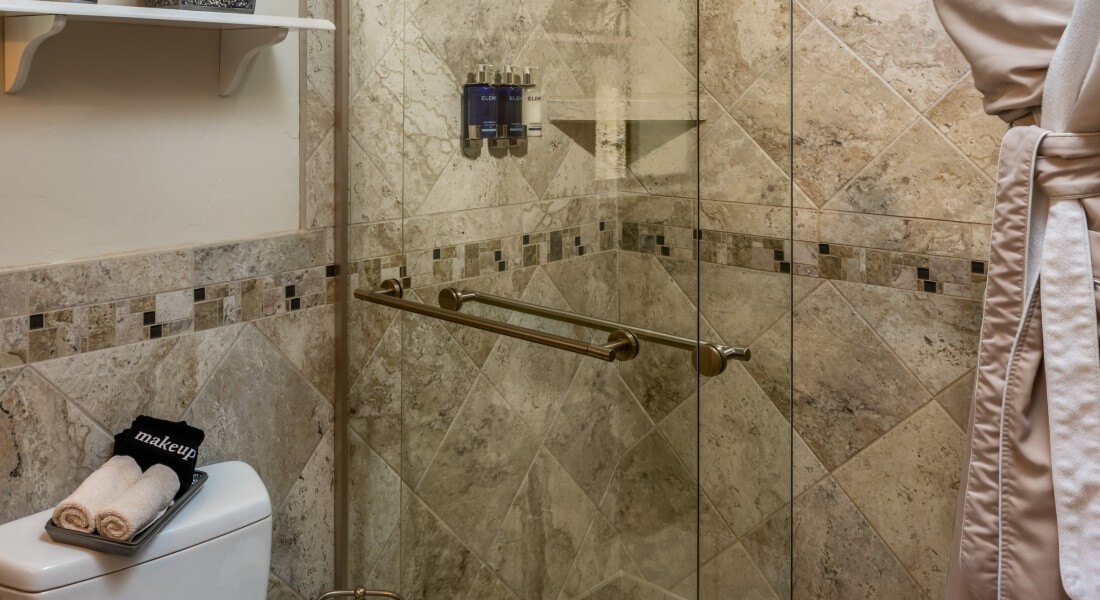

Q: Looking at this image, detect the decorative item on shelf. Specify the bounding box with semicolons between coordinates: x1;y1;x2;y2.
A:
144;0;256;13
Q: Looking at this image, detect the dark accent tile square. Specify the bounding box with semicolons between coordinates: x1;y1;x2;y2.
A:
522;234;530;245
599;221;605;231
574;236;582;247
779;261;792;273
193;287;206;302
661;246;670;256
149;324;163;339
621;222;639;252
432;248;441;260
285;285;296;299
497;261;506;272
923;280;938;293
523;244;538;267
29;314;43;330
399;265;407;277
290;297;301;311
971;261;986;274
917;267;930;280
578;246;586;256
402;277;412;288
773;249;784;261
143;311;156;326
494;250;502;261
656;235;665;246
326;264;337;278
550;231;563;261
818;243;830;255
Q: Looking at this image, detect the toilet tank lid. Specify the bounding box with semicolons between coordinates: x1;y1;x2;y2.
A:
0;461;271;593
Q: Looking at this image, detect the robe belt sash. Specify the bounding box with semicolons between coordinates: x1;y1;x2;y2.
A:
961;126;1100;599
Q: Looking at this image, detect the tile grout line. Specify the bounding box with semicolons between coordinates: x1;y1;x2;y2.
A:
827;279;937;398
831;473;930;596
252;310;338;408
177;321;249;419
26;364;114;441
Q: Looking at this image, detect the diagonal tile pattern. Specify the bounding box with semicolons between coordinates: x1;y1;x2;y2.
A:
414;375;542;555
35;324;242;433
481;268;586;436
816;0;968;111
790;23;919;206
793;478;923;599
0;367;114;523
399;304;482;486
792;282;929;469
183;325;333;507
835;403;965;598
486;448;599;600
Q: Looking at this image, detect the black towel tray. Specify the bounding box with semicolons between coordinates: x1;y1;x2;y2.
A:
44;470;208;557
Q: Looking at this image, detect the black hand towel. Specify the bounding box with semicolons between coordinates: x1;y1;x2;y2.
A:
113;416;204;498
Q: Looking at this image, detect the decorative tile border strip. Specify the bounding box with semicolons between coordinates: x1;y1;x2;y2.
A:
0;231;336;369
1;265;335;368
620;221;988;300
348;219;620;292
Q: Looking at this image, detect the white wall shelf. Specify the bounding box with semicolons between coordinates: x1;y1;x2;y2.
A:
0;1;334;95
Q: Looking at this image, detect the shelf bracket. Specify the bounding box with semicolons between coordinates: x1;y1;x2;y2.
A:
3;14;67;93
219;26;287;96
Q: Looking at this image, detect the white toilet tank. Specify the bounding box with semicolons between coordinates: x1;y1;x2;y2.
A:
0;461;272;600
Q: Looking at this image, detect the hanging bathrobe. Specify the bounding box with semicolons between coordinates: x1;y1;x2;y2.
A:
933;0;1100;598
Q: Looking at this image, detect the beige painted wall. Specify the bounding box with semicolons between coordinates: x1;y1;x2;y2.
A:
0;0;301;268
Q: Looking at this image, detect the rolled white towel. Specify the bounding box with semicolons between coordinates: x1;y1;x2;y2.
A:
95;464;180;541
52;455;142;533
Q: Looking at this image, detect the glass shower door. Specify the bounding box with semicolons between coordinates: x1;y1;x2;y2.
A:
338;0;793;595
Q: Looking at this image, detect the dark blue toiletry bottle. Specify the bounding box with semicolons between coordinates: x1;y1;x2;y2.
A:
462;71;478;146
501;66;526;144
464;64;498;142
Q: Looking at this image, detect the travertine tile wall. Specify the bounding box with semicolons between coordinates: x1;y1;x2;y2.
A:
0;2;338;599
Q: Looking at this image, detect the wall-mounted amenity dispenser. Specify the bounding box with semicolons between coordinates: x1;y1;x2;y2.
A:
522;67;541;137
462;64;499;154
462;64;540;154
500;66;526;148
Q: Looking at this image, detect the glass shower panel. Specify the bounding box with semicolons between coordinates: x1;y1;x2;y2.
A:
340;0;794;595
695;0;795;595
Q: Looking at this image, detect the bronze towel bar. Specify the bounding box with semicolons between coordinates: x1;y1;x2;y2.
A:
438;286;750;377
317;588;403;600
355;279;640;363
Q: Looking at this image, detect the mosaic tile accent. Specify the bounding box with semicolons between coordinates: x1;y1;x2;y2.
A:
618;221;988;300
347;219;621;293
0;255;336;369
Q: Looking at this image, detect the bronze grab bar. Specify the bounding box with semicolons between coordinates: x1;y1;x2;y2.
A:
355;279;640;363
317;588;402;600
438;287;750;377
